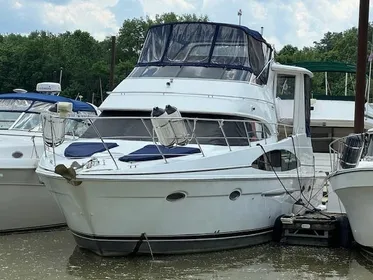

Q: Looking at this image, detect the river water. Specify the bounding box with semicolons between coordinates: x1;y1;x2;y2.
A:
1;228;373;280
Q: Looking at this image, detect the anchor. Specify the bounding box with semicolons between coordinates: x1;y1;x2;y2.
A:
54;162;82;186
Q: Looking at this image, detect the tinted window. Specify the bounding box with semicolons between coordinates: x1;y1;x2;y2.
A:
82;111;270;146
252;149;299;171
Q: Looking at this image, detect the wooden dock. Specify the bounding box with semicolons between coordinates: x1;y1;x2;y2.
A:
277;211;352;248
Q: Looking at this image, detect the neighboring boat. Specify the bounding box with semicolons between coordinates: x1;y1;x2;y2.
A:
36;22;324;256
328;131;373;252
0;82;99;232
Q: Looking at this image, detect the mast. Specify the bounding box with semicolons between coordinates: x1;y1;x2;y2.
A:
354;0;370;133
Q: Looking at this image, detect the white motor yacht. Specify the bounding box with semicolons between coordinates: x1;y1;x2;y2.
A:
36;22;325;256
0;82;99;232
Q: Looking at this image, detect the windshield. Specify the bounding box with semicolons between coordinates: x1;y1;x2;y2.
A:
0;98;96;136
0;111;22;129
137;22;272;84
0;100;56;131
128;66;252;81
12;111;96;137
82;110;271;146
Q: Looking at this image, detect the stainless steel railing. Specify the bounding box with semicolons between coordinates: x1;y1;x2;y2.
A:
329;133;368;172
40;113;294;166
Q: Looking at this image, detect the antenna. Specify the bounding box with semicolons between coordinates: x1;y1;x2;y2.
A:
261;27;264;35
238;9;242;25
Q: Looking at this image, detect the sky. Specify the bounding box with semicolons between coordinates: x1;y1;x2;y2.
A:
1;0;373;51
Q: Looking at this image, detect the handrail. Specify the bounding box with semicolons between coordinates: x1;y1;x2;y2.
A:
107;91;276;106
41;114;295;167
329;132;369;172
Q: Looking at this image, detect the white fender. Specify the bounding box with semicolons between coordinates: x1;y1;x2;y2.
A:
165;105;189;146
151;107;176;147
42;111;66;147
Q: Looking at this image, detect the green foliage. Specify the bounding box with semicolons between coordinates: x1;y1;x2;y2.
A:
0;12;208;105
276;24;373;97
1;13;369;103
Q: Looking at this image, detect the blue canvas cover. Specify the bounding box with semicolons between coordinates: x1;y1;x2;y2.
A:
0;93;95;112
119;144;201;162
64;142;118;158
137;22;272;79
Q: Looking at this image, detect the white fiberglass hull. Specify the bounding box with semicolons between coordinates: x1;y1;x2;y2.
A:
37;167;322;256
329;168;373;247
0;132;67;231
0;166;65;232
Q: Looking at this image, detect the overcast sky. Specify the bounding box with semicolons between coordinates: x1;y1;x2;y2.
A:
1;0;372;50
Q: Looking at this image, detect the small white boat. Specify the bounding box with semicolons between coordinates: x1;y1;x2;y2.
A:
36;22;324;256
0;82;99;232
329;131;373;250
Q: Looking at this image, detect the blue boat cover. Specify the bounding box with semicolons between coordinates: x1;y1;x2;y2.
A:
0;93;95;112
119;144;201;162
64;142;118;158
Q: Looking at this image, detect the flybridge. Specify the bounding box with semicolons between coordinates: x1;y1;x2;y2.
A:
136;22;273;83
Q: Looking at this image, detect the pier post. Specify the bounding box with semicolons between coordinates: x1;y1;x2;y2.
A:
354;0;370;133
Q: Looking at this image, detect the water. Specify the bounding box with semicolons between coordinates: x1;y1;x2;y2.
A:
1;228;373;280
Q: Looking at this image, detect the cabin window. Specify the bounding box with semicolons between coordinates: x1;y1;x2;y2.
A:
252;149;299;171
82;111;271;146
128;66;252;82
276;74;296;99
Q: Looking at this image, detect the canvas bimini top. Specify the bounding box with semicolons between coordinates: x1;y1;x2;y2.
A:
0;92;95;112
136;22;273;83
290;61;357;73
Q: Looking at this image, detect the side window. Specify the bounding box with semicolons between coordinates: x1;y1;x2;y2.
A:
276;74;296;99
252;149;299;171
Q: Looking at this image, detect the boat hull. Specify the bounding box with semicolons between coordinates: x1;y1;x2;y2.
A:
329;168;373;247
0;167;66;232
38;170;320;256
71;227;273;256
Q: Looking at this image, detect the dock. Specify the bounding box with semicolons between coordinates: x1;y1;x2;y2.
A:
275;211;353;248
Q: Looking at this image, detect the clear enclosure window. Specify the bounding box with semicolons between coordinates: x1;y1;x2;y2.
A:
136;23;272;84
211;26;249;67
164;23;216;63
